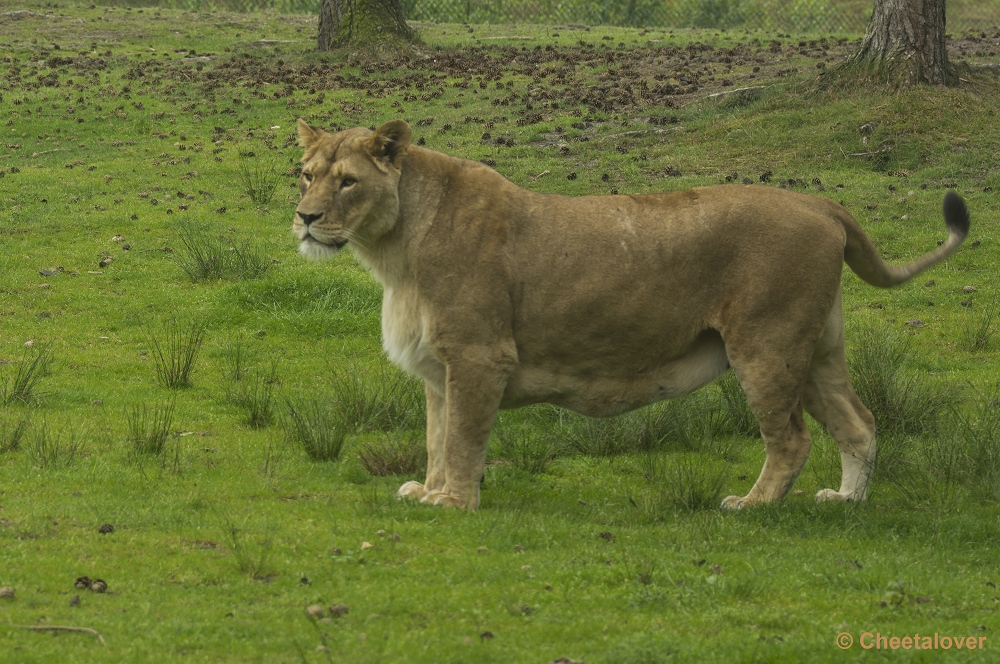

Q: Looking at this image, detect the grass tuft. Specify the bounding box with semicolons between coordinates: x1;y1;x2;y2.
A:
327;363;426;433
147;317;207;389
175;223;272;283
125;400;176;458
235;145;281;207
0;416;30;454
847;325;953;438
1;342;51;406
644;454;731;513
223;519;275;580
357;432;427;476
284;397;348;462
28;421;83;469
959;294;1000;353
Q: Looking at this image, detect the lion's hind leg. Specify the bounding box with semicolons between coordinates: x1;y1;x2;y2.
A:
720;352;815;510
802;303;876;503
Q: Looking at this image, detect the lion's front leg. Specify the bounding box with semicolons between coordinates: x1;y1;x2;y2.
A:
398;382;446;502
419;357;508;510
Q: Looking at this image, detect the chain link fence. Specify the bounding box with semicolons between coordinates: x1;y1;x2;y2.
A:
103;0;999;34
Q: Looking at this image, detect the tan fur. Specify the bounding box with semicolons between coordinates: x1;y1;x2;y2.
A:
294;119;969;510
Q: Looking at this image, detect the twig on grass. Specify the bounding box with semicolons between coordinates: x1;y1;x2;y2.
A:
15;624;106;645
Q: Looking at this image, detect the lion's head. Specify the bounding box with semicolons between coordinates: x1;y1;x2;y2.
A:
294;119;412;260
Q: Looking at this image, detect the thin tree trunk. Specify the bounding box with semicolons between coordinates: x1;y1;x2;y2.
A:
850;0;956;85
317;0;414;52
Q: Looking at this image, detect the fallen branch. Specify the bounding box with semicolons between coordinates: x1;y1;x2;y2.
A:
595;128;681;142
14;625;106;645
704;85;770;100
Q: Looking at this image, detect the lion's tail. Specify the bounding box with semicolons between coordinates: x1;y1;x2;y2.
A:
843;191;970;288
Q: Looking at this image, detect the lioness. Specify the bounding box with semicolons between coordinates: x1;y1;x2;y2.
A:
294;119;969;510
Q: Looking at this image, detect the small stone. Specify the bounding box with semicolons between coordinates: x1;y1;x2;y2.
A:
387;533;401;542
74;576;92;589
904;319;925;328
599;531;615;542
98;523;114;534
305;605;325;619
476;546;490;554
0;587;14;599
99;256;114;268
39;269;56;277
963;285;977;293
924;280;935;287
69;595;80;607
315;645;330;654
90;579;107;593
360;541;374;552
23;340;34;348
514;544;526;552
330;547;342;556
329;603;350;618
480;631;494;641
376;529;386;537
791;489;804;495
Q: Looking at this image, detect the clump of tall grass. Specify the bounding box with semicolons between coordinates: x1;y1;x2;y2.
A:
638;454;731;516
235;145;280;206
230;366;278;429
959;295;1000;353
357;432;427;476
943;382;1000;501
0;416;30;453
284;396;348;462
125;400;176;457
146;317;207;389
847;324;952;439
1;342;51;406
327;363;425;433
222;518;275;580
491;417;564;474
554;392;730;458
175;223;271;282
28;422;83;469
220;334;278;429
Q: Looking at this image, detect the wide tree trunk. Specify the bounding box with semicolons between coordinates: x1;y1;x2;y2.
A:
850;0;957;85
317;0;414;52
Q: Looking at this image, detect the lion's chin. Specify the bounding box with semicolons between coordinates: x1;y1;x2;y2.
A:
298;237;344;261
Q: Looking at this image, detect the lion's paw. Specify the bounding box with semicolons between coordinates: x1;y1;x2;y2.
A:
418;490;464;508
815;488;854;503
397;481;428;501
720;495;745;510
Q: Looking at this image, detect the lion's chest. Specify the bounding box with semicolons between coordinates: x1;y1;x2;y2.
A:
381;286;444;386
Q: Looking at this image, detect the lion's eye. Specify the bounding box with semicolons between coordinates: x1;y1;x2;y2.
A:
340;177;357;189
302;172;313;183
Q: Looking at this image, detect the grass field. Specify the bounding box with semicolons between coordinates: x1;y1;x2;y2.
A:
1;1;1000;661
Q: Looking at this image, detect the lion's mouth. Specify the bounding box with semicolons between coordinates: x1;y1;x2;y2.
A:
301;231;348;250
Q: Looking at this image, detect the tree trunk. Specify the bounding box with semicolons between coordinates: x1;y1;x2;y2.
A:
317;0;414;52
850;0;957;85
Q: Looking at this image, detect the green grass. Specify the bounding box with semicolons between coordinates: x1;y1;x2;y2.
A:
1;1;1000;661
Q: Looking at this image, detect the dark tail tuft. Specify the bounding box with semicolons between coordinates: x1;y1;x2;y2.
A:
943;191;970;239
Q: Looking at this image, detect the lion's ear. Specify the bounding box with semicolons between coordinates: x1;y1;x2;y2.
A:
297;119;325;149
366;120;412;166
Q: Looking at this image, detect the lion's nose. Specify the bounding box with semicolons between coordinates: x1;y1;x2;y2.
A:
297;211;323;226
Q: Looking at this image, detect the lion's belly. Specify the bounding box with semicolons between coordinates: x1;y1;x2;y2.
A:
501;330;730;417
